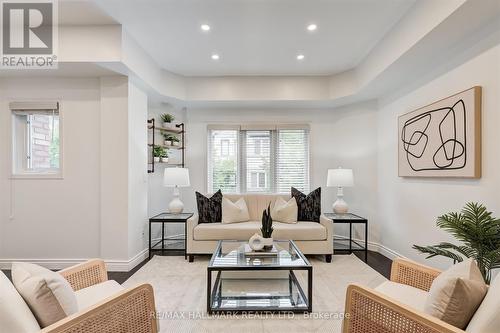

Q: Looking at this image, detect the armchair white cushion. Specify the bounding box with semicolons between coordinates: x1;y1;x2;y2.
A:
466;273;500;333
0;271;40;333
375;280;429;312
75;280;124;310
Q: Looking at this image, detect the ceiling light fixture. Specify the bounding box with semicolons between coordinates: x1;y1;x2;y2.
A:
211;54;220;60
307;24;317;31
296;54;305;60
201;24;211;31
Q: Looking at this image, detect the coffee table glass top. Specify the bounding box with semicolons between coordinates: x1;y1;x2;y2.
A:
209;240;310;269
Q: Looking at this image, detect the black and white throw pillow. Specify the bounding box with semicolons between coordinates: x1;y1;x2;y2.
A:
196;190;222;223
291;187;321;222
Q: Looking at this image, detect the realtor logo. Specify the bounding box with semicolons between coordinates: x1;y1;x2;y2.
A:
1;0;58;68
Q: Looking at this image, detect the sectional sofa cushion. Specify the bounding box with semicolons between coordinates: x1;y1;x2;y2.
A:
196;190;222;223
222;197;250;223
0;271;41;333
466;273;500;333
291;187;321;222
12;262;78;328
194;221;326;241
424;259;488;329
271;197;298;223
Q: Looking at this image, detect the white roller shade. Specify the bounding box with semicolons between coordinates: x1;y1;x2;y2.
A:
9;101;59;111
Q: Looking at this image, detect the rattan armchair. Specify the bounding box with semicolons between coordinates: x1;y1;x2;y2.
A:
40;259;158;333
342;258;465;333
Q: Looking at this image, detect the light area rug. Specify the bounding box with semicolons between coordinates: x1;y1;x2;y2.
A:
123;254;386;333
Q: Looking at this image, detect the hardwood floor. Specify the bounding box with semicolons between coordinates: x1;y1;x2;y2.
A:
2;250;393;284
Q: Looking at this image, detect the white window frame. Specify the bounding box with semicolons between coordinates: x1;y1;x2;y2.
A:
207;124;310;194
10;102;63;179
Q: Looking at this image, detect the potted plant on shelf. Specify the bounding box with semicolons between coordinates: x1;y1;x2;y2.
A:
160;149;169;163
160;113;175;129
171;136;180;147
163;134;174;146
152;145;164;163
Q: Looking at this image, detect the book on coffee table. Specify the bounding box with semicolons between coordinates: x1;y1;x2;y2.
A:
243;243;278;256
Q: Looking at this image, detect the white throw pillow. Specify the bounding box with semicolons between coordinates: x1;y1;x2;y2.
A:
271;197;298;223
466;273;500;333
424;259;488;329
12;262;78;328
222;197;250;223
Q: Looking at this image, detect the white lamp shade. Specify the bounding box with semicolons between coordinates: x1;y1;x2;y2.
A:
163;168;190;187
327;168;354;187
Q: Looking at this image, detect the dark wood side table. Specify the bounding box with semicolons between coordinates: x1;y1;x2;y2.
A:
323;213;368;262
148;212;193;260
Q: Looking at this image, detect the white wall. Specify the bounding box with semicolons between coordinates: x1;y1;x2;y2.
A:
127;82;149;259
183;102;380;243
0;76;149;270
0;77;102;261
377;43;500;268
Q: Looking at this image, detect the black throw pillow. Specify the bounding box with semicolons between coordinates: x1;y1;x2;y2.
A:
291;187;321;222
196;190;222;223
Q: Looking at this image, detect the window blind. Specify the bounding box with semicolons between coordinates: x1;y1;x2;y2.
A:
208;126;309;194
276;129;309;193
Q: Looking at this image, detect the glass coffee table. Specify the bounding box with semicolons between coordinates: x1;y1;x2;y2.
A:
207;240;312;314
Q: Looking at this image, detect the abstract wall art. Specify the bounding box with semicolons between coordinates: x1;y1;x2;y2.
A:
398;86;481;178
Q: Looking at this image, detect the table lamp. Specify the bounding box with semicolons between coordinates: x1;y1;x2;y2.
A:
163;168;190;214
327;167;354;214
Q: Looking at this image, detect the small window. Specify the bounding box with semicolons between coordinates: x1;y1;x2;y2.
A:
11;104;61;176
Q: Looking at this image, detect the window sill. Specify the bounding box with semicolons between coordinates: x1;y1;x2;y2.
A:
10;173;63;180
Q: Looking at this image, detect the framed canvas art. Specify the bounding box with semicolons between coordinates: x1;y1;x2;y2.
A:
398;86;481;178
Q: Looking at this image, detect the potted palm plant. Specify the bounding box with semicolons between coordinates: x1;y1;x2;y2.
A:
160;113;175;129
413;202;500;283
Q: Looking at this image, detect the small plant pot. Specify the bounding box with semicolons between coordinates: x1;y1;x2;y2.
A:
262;237;273;250
172;141;180;147
164;140;173;146
153;157;160;162
160;157;169;163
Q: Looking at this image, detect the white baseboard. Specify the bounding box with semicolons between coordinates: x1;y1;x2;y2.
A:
334;234;406;260
0;248;149;272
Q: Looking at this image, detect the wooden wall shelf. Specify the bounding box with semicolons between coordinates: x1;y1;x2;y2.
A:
147;119;185;173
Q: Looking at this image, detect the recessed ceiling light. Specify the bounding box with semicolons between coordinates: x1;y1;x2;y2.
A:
296;54;305;60
307;24;317;31
211;54;220;60
201;24;211;31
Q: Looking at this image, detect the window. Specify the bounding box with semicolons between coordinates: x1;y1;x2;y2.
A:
208;125;309;193
11;102;61;176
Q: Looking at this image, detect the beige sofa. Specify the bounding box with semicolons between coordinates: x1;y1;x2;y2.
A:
187;194;333;262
